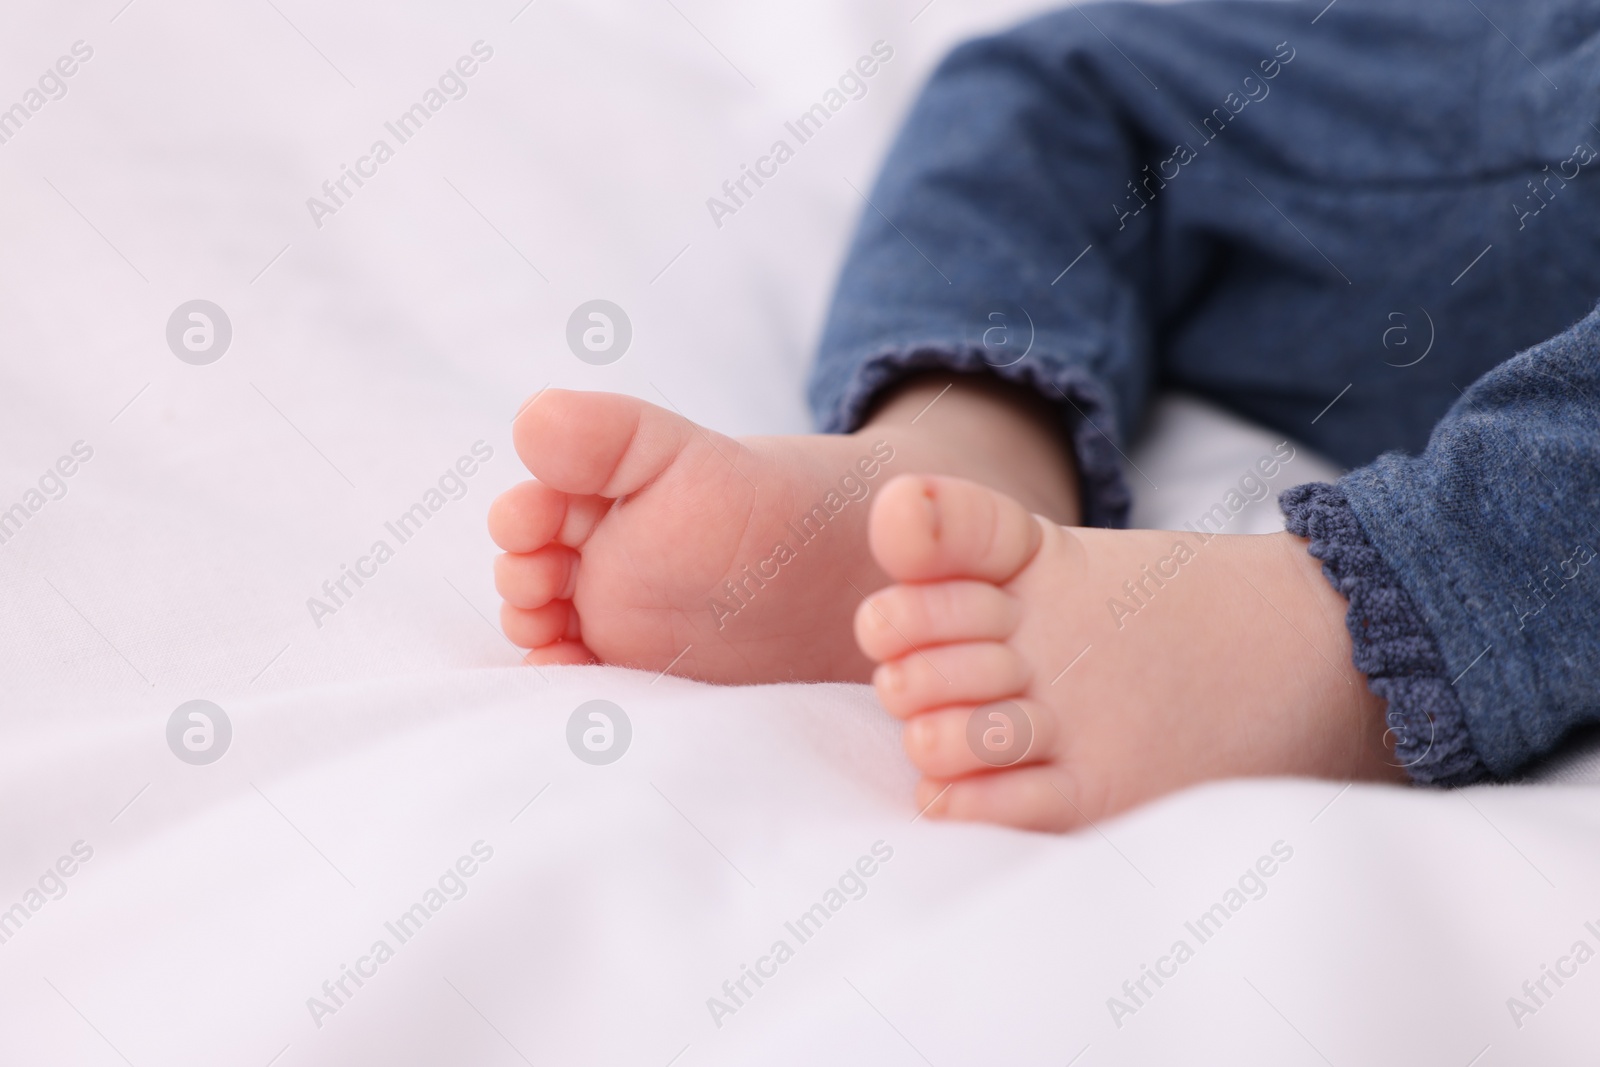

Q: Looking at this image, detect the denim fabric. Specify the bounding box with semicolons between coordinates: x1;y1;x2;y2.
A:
808;0;1600;776
1324;306;1600;779
1281;483;1490;786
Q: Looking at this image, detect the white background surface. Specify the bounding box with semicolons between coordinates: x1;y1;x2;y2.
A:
1;0;1597;1063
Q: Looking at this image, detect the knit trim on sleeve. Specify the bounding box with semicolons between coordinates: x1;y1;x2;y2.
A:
1280;482;1490;786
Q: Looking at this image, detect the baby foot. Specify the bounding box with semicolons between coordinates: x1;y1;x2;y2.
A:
854;474;1402;831
488;389;902;681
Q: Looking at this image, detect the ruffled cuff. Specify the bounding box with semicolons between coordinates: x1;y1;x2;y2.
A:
1280;482;1490;786
814;344;1132;529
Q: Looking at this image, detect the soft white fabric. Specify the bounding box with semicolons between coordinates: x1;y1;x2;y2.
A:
2;1;1597;1063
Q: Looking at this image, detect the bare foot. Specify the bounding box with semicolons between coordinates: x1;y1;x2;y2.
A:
487;380;1078;683
854;474;1403;831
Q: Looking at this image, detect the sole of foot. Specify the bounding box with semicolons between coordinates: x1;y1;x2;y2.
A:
489;388;936;683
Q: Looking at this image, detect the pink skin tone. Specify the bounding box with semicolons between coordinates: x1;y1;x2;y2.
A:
488;377;1400;832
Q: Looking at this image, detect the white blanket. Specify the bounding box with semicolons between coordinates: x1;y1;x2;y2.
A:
3;0;1597;1062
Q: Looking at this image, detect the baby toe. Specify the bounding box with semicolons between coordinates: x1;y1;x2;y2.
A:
902;696;1055;778
514;388;698;498
489;480;569;553
494;546;579;609
873;641;1030;719
524;640;595;667
855;580;1021;662
916;764;1085;833
489;480;613;554
500;599;579;649
868;474;1042;584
